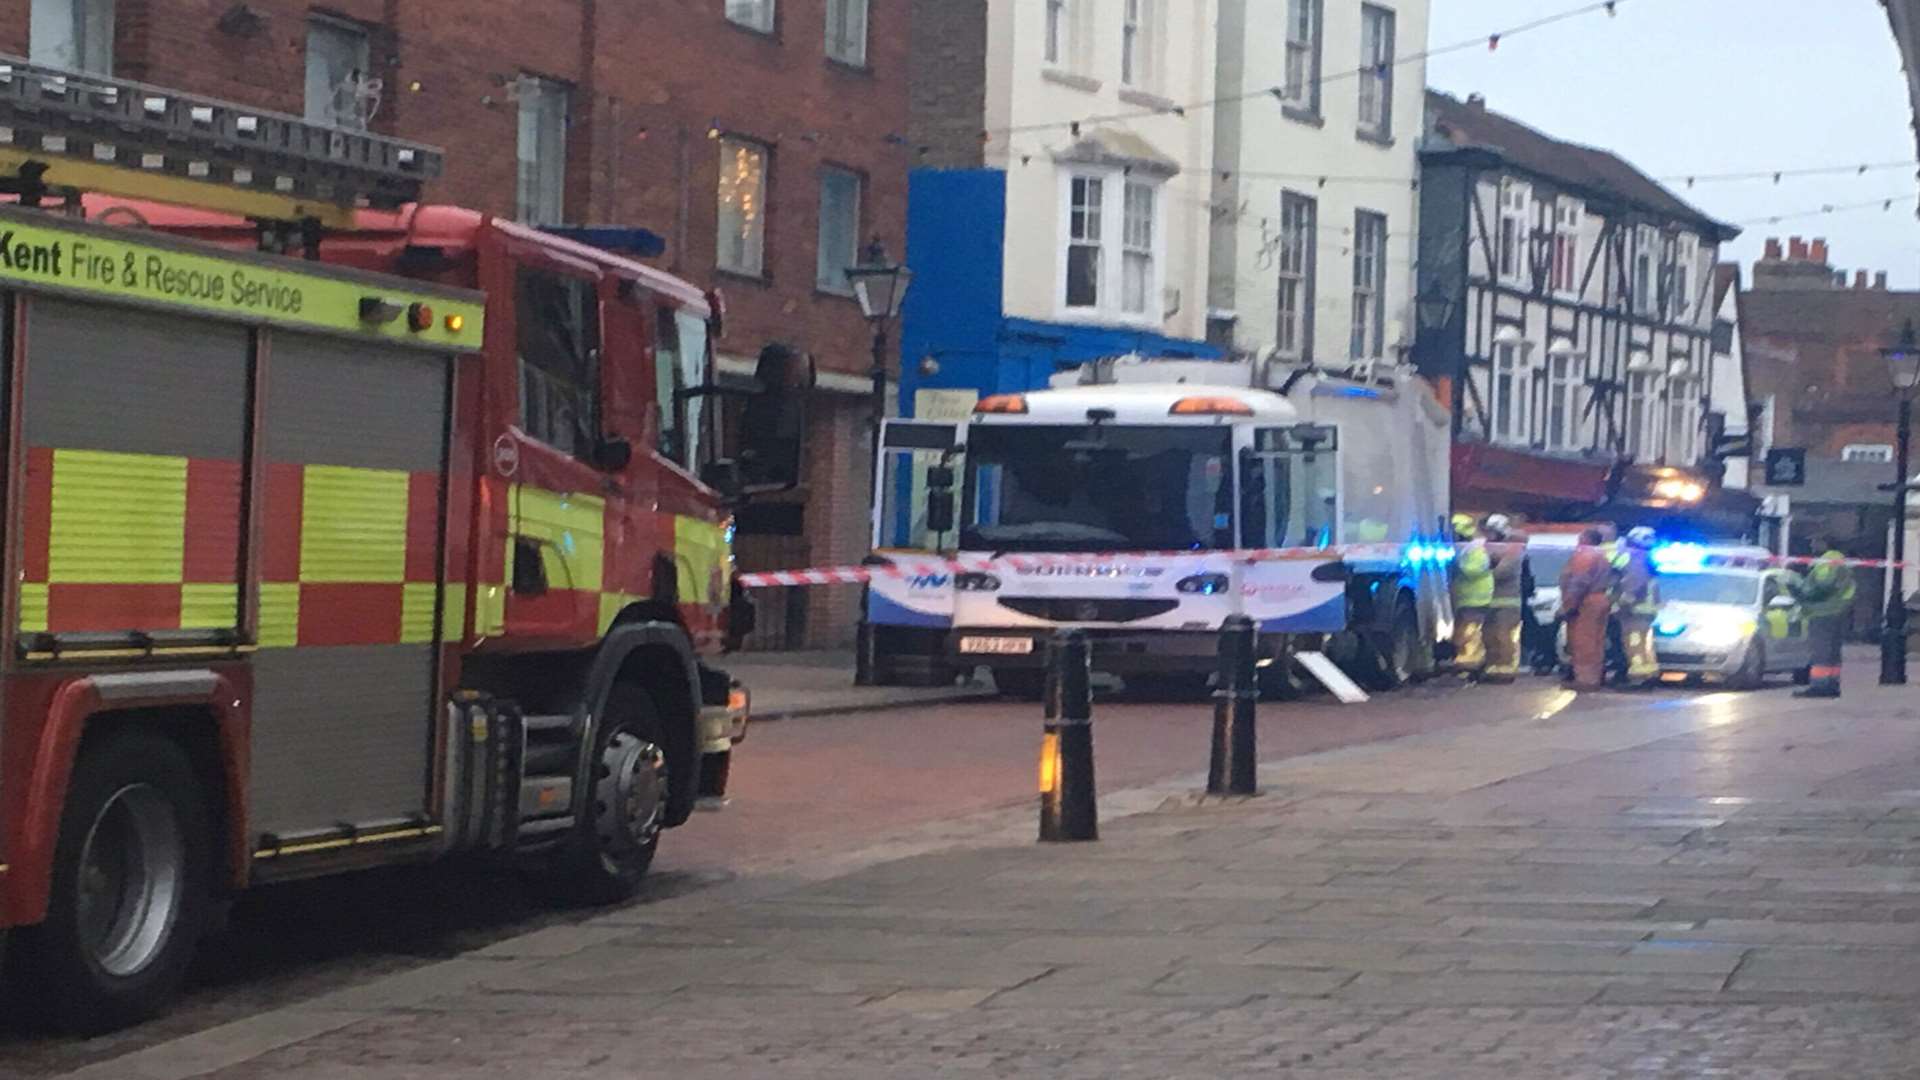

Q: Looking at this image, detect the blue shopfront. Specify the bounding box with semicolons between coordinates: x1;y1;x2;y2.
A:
897;168;1221;416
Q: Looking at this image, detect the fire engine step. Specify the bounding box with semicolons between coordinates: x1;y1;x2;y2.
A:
519;776;574;820
522;713;580;735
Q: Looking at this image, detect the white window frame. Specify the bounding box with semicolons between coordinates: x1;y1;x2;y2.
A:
304;15;373;129
1545;347;1582;450
1626;369;1658;459
1671;232;1697;323
1357;4;1395;140
1843;443;1896;463
1497;180;1529;284
726;0;775;33
1491;338;1533;445
515;76;570;227
1666;376;1698;464
1120;179;1157;315
1276;191;1317;360
31;0;114;75
1633;225;1658;317
1058;168;1163;323
1351;210;1387;360
716;136;770;277
825;0;868;66
816;165;863;293
1121;0;1160;90
1282;0;1322;116
1551;199;1581;297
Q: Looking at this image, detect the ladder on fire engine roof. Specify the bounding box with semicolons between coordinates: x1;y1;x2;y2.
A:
0;51;442;235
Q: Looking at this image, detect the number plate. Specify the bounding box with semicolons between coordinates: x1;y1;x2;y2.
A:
959;636;1034;655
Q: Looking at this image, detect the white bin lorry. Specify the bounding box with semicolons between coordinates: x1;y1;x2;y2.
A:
865;356;1454;696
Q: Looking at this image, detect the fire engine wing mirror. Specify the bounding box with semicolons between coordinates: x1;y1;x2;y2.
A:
735;345;814;495
591;434;634;473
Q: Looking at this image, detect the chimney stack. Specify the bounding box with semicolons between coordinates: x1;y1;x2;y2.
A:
1876;271;1889;290
1466;92;1485;108
1763;237;1783;260
1788;236;1809;261
1810;237;1829;265
1834;271;1847;288
1854;270;1870;290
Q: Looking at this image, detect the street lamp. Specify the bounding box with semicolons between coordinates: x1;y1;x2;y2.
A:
845;240;912;686
1880;319;1920;685
1415;285;1461;444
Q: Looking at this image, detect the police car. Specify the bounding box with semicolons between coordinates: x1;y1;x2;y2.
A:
1648;544;1813;687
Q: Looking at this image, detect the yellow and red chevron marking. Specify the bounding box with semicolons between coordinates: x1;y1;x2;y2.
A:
19;447;460;646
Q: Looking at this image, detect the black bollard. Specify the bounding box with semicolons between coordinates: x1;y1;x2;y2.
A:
1039;629;1098;842
1208;615;1259;796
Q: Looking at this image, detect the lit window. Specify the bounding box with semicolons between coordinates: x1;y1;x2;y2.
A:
1282;0;1322;115
31;0;114;75
1357;4;1395;139
717;137;770;276
826;0;868;65
304;16;373;129
726;0;775;33
1843;443;1895;464
1276;191;1317;359
816;166;863;293
1065;174;1104;309
1351;210;1387;360
515;76;570;227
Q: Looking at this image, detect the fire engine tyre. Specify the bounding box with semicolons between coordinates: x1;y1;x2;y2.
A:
7;731;213;1034
544;683;670;906
1362;597;1422;692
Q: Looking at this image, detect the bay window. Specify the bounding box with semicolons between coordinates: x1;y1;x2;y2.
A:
1060;169;1163;320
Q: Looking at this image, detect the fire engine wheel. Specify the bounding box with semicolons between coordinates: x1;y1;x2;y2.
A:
546;684;668;906
8;731;212;1034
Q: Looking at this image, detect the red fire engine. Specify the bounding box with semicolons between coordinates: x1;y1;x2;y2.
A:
0;58;799;1030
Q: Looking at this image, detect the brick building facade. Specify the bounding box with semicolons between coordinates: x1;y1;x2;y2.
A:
5;0;909;648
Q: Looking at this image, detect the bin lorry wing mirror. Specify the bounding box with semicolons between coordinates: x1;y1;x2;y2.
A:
927;489;956;535
591;434;634;473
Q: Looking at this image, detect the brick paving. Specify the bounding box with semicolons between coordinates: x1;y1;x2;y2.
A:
60;674;1920;1078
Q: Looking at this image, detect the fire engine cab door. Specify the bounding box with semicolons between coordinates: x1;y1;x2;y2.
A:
249;331;453;842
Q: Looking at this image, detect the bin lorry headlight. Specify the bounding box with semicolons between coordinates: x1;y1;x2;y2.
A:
955;571;1002;592
1687;614;1757;649
1175;573;1230;595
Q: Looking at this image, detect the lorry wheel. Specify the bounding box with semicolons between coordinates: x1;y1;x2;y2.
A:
1362;598;1421;691
993;669;1046;700
8;731;213;1034
543;683;669;906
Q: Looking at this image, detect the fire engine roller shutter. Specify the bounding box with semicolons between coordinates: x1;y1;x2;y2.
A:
19;296;248;637
248;330;451;839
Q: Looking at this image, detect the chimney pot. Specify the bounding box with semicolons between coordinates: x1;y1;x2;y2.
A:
1763;237;1783;260
1466;92;1485;108
1789;237;1809;260
1876;271;1889;290
1855;270;1869;289
1810;238;1829;265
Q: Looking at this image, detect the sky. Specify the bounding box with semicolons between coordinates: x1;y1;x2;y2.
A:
1426;0;1920;287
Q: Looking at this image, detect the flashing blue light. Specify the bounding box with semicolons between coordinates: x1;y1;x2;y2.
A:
1651;542;1709;574
1401;542;1458;566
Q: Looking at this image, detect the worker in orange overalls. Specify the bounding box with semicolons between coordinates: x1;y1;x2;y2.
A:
1557;527;1613;689
1482;513;1528;683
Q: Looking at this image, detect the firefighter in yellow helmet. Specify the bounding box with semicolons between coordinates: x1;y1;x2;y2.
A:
1451;512;1493;676
1481;513;1528;682
1794;544;1855;699
1610;525;1662;686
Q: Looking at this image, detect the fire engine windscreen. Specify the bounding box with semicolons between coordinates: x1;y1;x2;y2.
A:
962;425;1233;552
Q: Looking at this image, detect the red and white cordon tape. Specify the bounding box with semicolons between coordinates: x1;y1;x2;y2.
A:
734;544;1911;591
734;543;1415;590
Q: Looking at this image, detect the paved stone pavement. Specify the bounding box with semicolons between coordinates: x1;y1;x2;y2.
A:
724;650;993;720
62;671;1920;1078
